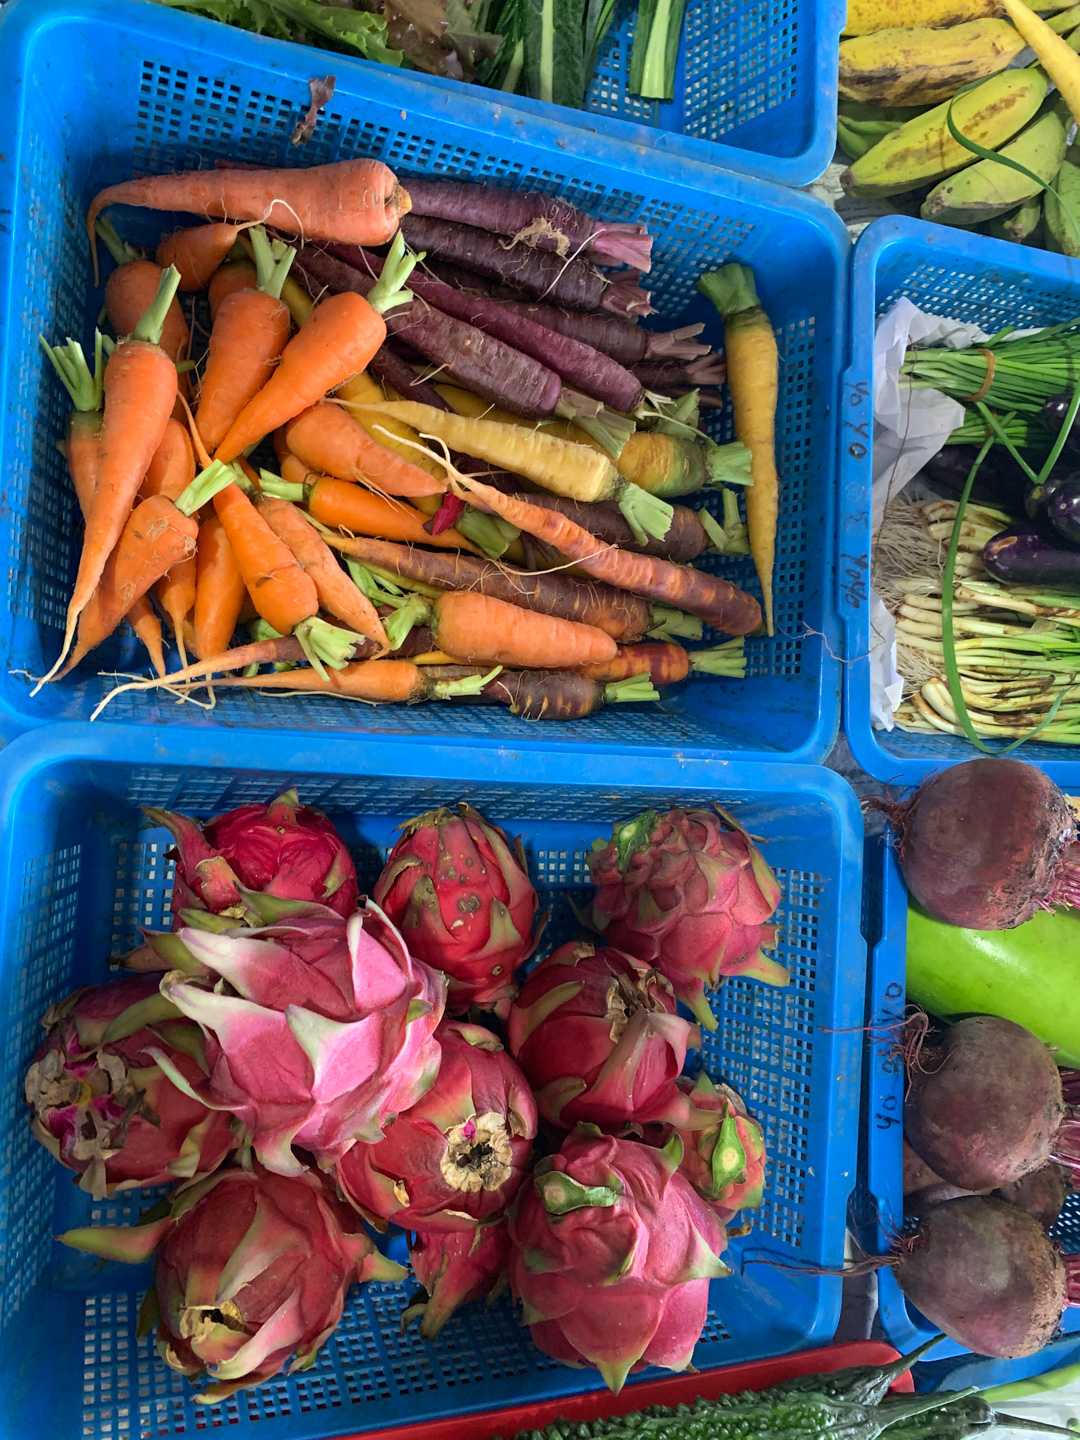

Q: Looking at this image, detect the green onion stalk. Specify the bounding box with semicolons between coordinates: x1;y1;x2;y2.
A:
902;317;1080;415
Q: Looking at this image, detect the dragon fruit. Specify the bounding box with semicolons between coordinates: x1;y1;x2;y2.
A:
146;790;357;925
23;974;236;1199
157;900;446;1175
656;1075;767;1225
588;807;787;1030
508;1130;730;1394
404;1220;511;1338
59;1164;405;1402
372;804;539;1015
336;1019;536;1230
506;941;704;1131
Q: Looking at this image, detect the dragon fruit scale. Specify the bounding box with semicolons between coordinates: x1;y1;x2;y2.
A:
59;1164;405;1403
405;1220;511;1339
506;941;705;1132
158;900;446;1175
23;974;236;1200
659;1075;767;1225
336;1019;536;1231
373;804;539;1015
146;789;358;925
588;807;787;1030
508;1130;730;1394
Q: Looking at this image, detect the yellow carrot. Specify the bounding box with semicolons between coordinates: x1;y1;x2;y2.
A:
338;372;445;479
1000;0;1080;123
697;264;778;635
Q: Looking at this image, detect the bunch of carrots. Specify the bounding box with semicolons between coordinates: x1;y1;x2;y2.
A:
33;156;780;723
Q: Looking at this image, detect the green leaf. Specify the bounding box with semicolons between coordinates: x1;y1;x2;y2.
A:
522;0;588;108
628;0;686;100
151;0;403;64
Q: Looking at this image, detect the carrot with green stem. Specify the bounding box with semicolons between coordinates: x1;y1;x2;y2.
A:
575;638;746;685
436;667;661;720
384;590;618;669
358;399;673;544
40;330;167;677
156;222;257;292
174;459;362;676
213;233;419;463
440;462;762;635
97;219;191;381
36;266;184;688
696;264;778;635
258;470;479;551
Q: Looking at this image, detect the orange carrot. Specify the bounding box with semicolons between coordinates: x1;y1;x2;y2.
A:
255;495;388;649
39;268;183;686
194;515;246;661
174;660;496;703
128;599;167;678
89;159;410;283
196;228;295;455
576;639;745;685
138;417;195;502
104;261;190;372
261;471;479;552
156;223;251;292
285;401;446;498
212;234;419;463
59;494;198;675
450;470;763;636
430;591;616;669
209;261;258;321
156;555;198;667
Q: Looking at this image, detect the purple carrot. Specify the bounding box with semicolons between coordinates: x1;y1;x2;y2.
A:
526;493;708;562
368;342;451;410
398;215;653;315
328;242;643;413
294;246;599;424
487;301;711;365
402;179;653;271
633;356;728;390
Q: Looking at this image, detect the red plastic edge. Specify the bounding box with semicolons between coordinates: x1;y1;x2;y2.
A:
334;1342;911;1440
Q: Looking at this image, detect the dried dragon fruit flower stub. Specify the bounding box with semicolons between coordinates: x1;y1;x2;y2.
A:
508;1129;730;1394
146;789;358;925
336;1018;536;1231
405;1219;512;1339
588;806;787;1030
507;941;707;1132
373;803;539;1016
24;974;236;1200
59;1164;405;1403
157;901;445;1175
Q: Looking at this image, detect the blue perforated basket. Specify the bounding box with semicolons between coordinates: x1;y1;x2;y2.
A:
0;0;846;762
857;831;1080;1378
839;216;1080;786
0;725;865;1440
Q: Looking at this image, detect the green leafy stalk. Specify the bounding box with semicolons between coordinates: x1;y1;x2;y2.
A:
151;0;404;65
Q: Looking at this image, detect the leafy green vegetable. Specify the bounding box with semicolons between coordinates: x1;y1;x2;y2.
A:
152;0;404;65
628;0;686;100
522;0;588;107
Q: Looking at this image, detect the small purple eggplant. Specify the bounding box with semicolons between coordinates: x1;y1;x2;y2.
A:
924;444;1033;509
1045;391;1080;456
1024;469;1080;525
1049;479;1080;546
982;526;1080;586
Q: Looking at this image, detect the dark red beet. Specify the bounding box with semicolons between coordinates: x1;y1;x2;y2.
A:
996;1162;1071;1229
904;1015;1063;1191
888;758;1080;930
895;1194;1066;1358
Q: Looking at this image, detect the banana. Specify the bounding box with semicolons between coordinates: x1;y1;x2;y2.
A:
1044;146;1080;255
841;67;1048;197
838;114;912;157
1046;2;1080;30
984;194;1042;241
921;110;1066;223
843;0;1001;37
839;20;1026;106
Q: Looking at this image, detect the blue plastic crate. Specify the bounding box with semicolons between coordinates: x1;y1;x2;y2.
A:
858;830;1080;1376
0;724;865;1440
0;0;847;762
839;215;1080;785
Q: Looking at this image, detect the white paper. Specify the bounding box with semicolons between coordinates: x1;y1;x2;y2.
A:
868;594;903;733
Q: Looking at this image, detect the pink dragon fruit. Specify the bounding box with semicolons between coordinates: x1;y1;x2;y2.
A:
588;807;787;1030
508;1130;730;1393
405;1220;511;1338
372;804;539;1015
23;974;236;1199
336;1019;536;1231
654;1075;767;1225
146;790;358;925
506;941;705;1131
59;1164;405;1402
157;900;446;1175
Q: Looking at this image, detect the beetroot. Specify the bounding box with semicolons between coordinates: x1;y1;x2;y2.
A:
895;1194;1066;1358
887;758;1080;929
905;1016;1063;1191
996;1162;1071;1229
902;1142;984;1215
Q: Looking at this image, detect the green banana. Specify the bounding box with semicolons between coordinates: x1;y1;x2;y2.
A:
984;194;1042;242
921;109;1066;224
1044;145;1080;255
838;114;910;158
841;67;1048;197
